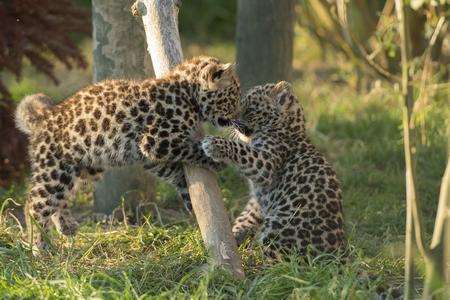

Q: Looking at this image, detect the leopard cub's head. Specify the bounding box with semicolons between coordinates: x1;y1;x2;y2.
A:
195;57;240;127
235;81;306;137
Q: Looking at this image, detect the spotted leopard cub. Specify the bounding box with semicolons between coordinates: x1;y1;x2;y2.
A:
202;81;344;258
16;56;240;248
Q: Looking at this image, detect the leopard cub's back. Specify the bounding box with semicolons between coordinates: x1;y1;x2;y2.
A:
262;142;344;255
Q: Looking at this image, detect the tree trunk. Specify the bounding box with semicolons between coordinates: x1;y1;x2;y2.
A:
131;0;244;279
236;0;295;91
92;0;155;216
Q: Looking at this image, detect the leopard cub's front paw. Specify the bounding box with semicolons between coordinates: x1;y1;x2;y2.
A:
201;136;222;162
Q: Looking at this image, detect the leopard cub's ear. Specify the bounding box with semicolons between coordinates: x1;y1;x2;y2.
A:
201;62;236;90
271;81;298;113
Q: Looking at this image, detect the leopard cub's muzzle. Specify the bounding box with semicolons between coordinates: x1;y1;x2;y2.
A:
231;119;253;136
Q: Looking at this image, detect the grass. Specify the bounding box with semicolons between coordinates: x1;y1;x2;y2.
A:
0;219;402;299
0;33;448;298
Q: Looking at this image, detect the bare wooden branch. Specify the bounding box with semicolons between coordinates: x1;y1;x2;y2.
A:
425;126;450;298
413;16;446;115
131;0;244;279
422;179;450;298
431;154;450;249
131;0;183;74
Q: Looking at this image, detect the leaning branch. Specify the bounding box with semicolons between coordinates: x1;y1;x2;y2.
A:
131;0;244;279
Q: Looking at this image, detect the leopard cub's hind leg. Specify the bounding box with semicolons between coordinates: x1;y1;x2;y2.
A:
25;173;71;247
52;167;104;235
232;197;263;246
25;163;85;248
144;161;193;211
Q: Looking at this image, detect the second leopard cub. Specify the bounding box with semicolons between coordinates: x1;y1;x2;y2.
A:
202;81;345;258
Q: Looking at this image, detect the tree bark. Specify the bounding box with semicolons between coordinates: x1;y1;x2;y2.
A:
92;0;155;216
131;0;244;279
236;0;295;91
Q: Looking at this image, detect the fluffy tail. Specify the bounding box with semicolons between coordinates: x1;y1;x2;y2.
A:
15;93;53;135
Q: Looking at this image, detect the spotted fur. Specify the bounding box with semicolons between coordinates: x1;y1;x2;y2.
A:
17;56;240;248
202;81;345;258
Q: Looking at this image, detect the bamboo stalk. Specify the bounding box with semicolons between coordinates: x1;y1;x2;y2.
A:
395;0;420;298
131;0;244;279
425;123;450;298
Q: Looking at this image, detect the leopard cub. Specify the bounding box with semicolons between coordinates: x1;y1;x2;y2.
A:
202;81;345;258
17;56;240;248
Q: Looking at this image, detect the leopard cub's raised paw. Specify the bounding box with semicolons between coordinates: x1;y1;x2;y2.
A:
201;136;222;162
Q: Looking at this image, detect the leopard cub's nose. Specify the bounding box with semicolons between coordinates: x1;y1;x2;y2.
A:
217;117;231;127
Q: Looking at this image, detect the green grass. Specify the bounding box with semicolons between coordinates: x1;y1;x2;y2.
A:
0;35;447;298
0;219;402;299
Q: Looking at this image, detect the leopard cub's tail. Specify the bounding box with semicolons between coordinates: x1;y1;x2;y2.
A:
15;93;53;135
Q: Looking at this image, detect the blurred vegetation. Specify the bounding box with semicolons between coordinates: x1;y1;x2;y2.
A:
179;0;236;42
297;0;448;97
77;0;237;42
0;0;90;99
0;0;91;187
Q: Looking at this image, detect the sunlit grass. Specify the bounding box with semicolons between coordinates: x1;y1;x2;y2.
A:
0;215;404;298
